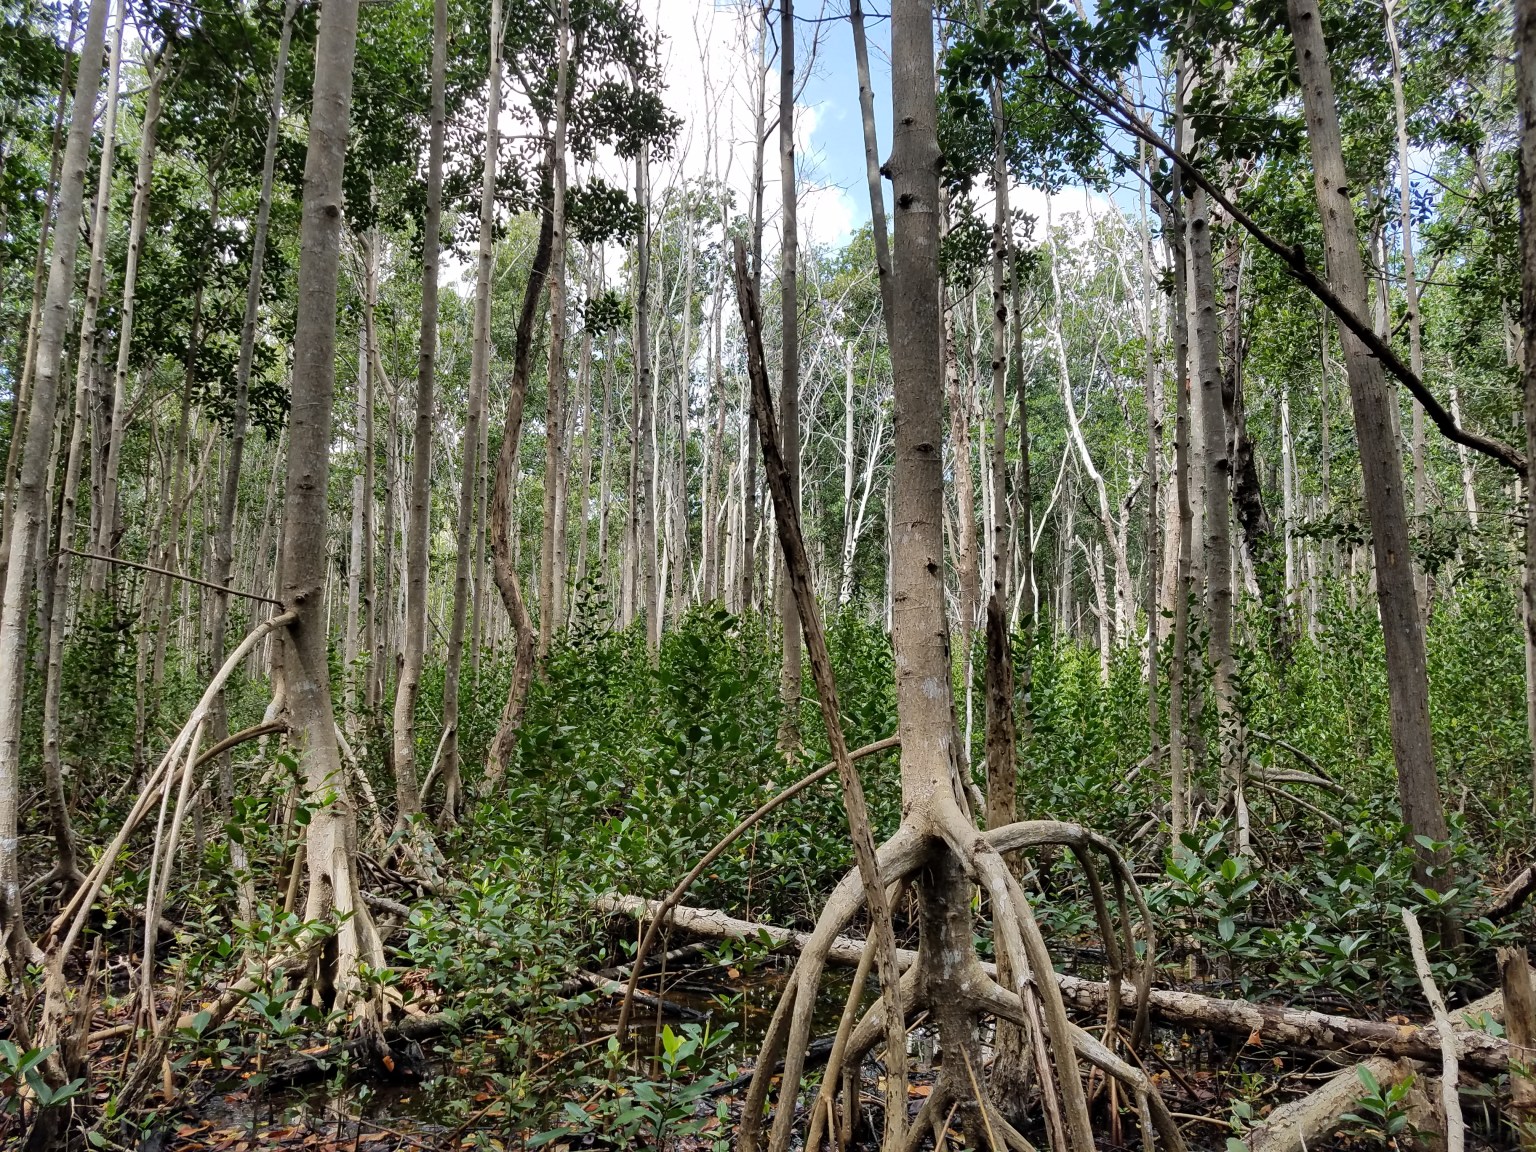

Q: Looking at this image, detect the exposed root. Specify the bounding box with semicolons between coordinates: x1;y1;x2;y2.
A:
739;804;1175;1152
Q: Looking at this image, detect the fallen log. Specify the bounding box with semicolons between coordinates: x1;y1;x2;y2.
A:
596;895;1518;1074
1244;978;1506;1152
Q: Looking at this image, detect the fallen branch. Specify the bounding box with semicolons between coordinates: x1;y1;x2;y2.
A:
597;895;1519;1073
1488;863;1536;922
1403;907;1465;1152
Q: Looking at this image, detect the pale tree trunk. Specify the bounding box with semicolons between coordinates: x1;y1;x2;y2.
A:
440;0;501;822
361;230;378;708
572;267;595;601
539;0;571;656
279;0;384;1025
92;43;164;596
1516;0;1536;818
1160;93;1195;842
1142;142;1162;751
207;0;298;910
392;0;447;825
1;0;77;575
777;0;802;742
1385;0;1427;523
1450;379;1479;525
1189;177;1248;853
1288;0;1451;888
636;146;659;653
36;0;125;894
739;8;768;618
672;209;694;622
0;0;108;969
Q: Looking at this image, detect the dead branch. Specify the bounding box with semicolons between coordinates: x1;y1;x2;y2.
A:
613;735;898;1036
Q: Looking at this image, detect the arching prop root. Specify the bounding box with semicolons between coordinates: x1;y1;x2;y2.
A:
728;805;1167;1152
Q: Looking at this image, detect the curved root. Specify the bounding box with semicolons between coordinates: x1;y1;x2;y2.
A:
741;808;1170;1152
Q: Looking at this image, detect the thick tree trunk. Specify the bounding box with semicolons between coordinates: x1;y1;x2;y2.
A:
1288;0;1450;887
277;0;383;1026
440;0;501;822
0;0;109;968
392;0;448;825
1189;180;1247;852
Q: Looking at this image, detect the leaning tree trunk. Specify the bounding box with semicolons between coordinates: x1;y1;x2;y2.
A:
1287;0;1451;889
484;185;554;788
0;0;109;970
392;0;448;827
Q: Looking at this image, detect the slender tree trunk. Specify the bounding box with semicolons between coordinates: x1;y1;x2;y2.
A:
777;0;802;744
539;0;572;656
442;0;501;820
362;231;379;708
0;0;108;968
485;182;554;787
1;0;77;569
636;146;658;653
1516;0;1536;818
35;0;126;893
739;9;768;618
1288;0;1450;888
392;0;448;825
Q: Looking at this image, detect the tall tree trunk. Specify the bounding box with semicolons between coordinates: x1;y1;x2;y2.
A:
392;0;448;825
1517;0;1536;819
37;0;127;895
92;42;163;595
850;0;893;329
1287;0;1450;888
777;0;802;744
1385;0;1428;525
1189;177;1247;854
442;0;501;820
361;230;379;708
739;8;768;618
279;0;384;1025
206;0;298;910
1;0;77;569
485;183;554;787
636;146;658;653
539;0;571;656
0;0;108;968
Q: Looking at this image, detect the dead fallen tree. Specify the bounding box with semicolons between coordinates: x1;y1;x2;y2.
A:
597;895;1519;1074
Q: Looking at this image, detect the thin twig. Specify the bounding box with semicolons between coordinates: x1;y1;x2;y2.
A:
59;547;284;605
